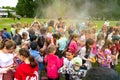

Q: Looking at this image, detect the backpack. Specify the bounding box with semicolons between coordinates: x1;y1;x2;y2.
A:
37;36;45;49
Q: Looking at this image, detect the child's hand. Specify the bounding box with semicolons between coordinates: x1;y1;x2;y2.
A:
88;57;96;63
7;65;15;71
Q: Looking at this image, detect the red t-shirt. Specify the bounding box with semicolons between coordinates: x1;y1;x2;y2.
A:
14;62;38;80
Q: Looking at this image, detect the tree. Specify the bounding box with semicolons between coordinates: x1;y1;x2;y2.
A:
16;0;35;17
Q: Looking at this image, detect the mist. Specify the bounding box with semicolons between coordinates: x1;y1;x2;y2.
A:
35;0;117;20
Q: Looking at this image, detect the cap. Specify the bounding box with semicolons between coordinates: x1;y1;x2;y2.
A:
73;57;82;66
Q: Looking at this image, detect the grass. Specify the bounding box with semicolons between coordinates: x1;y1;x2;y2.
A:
0;18;120;75
0;18;118;31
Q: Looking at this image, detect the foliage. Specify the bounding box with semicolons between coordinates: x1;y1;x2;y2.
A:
16;0;35;18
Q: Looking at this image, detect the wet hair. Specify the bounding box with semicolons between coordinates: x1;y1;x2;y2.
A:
19;48;37;68
85;67;120;80
85;38;94;53
0;40;16;50
47;44;57;53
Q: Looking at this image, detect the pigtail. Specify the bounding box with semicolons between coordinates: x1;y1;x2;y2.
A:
29;55;37;68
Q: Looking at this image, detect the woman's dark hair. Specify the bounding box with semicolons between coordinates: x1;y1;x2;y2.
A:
85;38;94;53
19;48;37;68
0;40;16;50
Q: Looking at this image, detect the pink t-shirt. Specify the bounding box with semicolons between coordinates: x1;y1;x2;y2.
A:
68;40;78;54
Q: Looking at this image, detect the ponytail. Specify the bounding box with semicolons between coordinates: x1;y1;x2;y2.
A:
29;55;37;68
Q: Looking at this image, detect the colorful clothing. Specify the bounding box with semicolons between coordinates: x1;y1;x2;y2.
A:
58;66;86;80
97;49;112;68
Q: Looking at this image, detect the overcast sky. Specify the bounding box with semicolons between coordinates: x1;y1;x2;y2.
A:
0;0;18;7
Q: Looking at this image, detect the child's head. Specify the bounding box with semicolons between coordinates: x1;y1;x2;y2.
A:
65;49;75;60
85;38;94;53
21;41;30;49
73;57;82;70
22;32;28;39
72;33;79;41
47;44;56;54
0;40;16;53
112;35;120;44
86;38;94;48
18;48;37;68
30;42;38;50
47;26;53;33
102;40;113;50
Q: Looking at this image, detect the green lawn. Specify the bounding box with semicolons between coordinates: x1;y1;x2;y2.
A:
0;18;120;75
0;18;118;31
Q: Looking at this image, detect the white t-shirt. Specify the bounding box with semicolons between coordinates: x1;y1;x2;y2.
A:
0;51;14;67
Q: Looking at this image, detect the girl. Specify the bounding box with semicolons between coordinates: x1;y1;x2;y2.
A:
14;48;38;80
58;49;75;80
0;40;16;80
78;38;95;70
97;40;113;68
44;44;63;80
68;34;78;56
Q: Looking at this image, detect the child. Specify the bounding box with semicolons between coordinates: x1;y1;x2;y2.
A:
56;32;68;58
44;44;63;80
68;57;85;80
78;38;95;70
0;40;16;80
68;34;79;56
14;48;38;80
97;40;113;68
58;48;75;80
110;36;120;69
29;41;44;79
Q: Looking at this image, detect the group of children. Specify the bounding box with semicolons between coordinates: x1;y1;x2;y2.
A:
0;18;120;80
